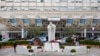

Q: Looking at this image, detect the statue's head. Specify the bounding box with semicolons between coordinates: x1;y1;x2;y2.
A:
49;22;52;25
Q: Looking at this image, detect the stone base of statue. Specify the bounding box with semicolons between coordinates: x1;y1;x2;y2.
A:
43;42;60;51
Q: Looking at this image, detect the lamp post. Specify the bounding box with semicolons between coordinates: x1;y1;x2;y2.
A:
84;25;87;38
21;19;24;39
92;26;94;36
60;27;63;38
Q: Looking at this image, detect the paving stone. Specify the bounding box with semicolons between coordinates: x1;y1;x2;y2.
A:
0;47;100;56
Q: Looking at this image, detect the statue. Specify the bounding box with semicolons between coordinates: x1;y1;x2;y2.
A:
44;23;60;51
47;22;56;42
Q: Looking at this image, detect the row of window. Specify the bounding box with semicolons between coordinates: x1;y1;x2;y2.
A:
9;19;98;26
2;0;100;3
67;19;98;24
0;6;99;11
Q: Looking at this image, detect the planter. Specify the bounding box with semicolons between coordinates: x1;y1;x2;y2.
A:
71;53;76;56
33;38;40;46
2;46;12;48
28;49;33;56
87;49;90;52
87;46;91;51
33;40;39;46
70;49;76;56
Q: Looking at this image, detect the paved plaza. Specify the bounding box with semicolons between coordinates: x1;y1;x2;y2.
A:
0;47;100;56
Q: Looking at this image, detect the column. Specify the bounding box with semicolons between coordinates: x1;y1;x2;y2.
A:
21;28;24;38
84;28;87;38
0;0;1;9
81;32;83;37
92;27;94;36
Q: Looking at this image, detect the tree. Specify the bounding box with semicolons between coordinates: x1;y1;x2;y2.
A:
63;26;76;37
27;27;41;38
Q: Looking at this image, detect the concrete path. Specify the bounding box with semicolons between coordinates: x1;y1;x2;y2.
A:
0;47;100;56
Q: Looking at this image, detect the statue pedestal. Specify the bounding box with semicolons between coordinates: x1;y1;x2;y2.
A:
43;42;60;51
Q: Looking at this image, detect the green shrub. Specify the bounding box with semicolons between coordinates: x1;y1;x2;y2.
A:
87;46;91;49
1;41;13;46
66;37;73;43
0;42;2;48
66;43;72;46
16;40;28;45
60;45;64;49
8;39;16;41
28;49;33;52
27;45;31;49
37;46;42;49
79;40;100;46
0;40;28;46
70;49;76;53
39;43;44;46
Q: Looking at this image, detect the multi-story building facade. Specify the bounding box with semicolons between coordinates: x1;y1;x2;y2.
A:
0;0;100;41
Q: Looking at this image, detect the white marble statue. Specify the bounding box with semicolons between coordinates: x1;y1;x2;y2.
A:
47;22;56;42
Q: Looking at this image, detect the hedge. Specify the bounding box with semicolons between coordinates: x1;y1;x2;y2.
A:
16;40;29;45
79;40;100;46
0;40;29;46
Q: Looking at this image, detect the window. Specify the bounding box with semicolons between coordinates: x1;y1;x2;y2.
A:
29;0;36;2
66;19;73;24
1;6;5;8
44;0;51;2
52;7;59;11
52;0;60;3
41;0;44;2
75;0;83;3
98;7;100;11
68;0;75;3
90;0;98;3
21;7;28;10
80;19;86;26
75;7;83;11
23;19;28;23
13;7;21;10
14;0;21;2
7;6;13;11
91;7;98;11
83;0;90;3
67;7;75;11
80;19;86;24
21;0;27;2
9;19;16;23
98;0;100;3
37;0;44;2
6;0;13;2
9;19;17;26
1;0;5;1
37;7;44;11
23;19;29;26
92;19;98;24
35;19;42;26
60;7;67;11
29;7;36;10
44;7;51;11
83;7;91;11
60;0;67;2
91;19;98;26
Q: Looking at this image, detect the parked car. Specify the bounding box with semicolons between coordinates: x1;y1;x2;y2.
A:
27;38;34;45
94;38;100;42
56;38;66;44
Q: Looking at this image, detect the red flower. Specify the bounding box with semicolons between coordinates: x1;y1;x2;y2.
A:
50;40;56;43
